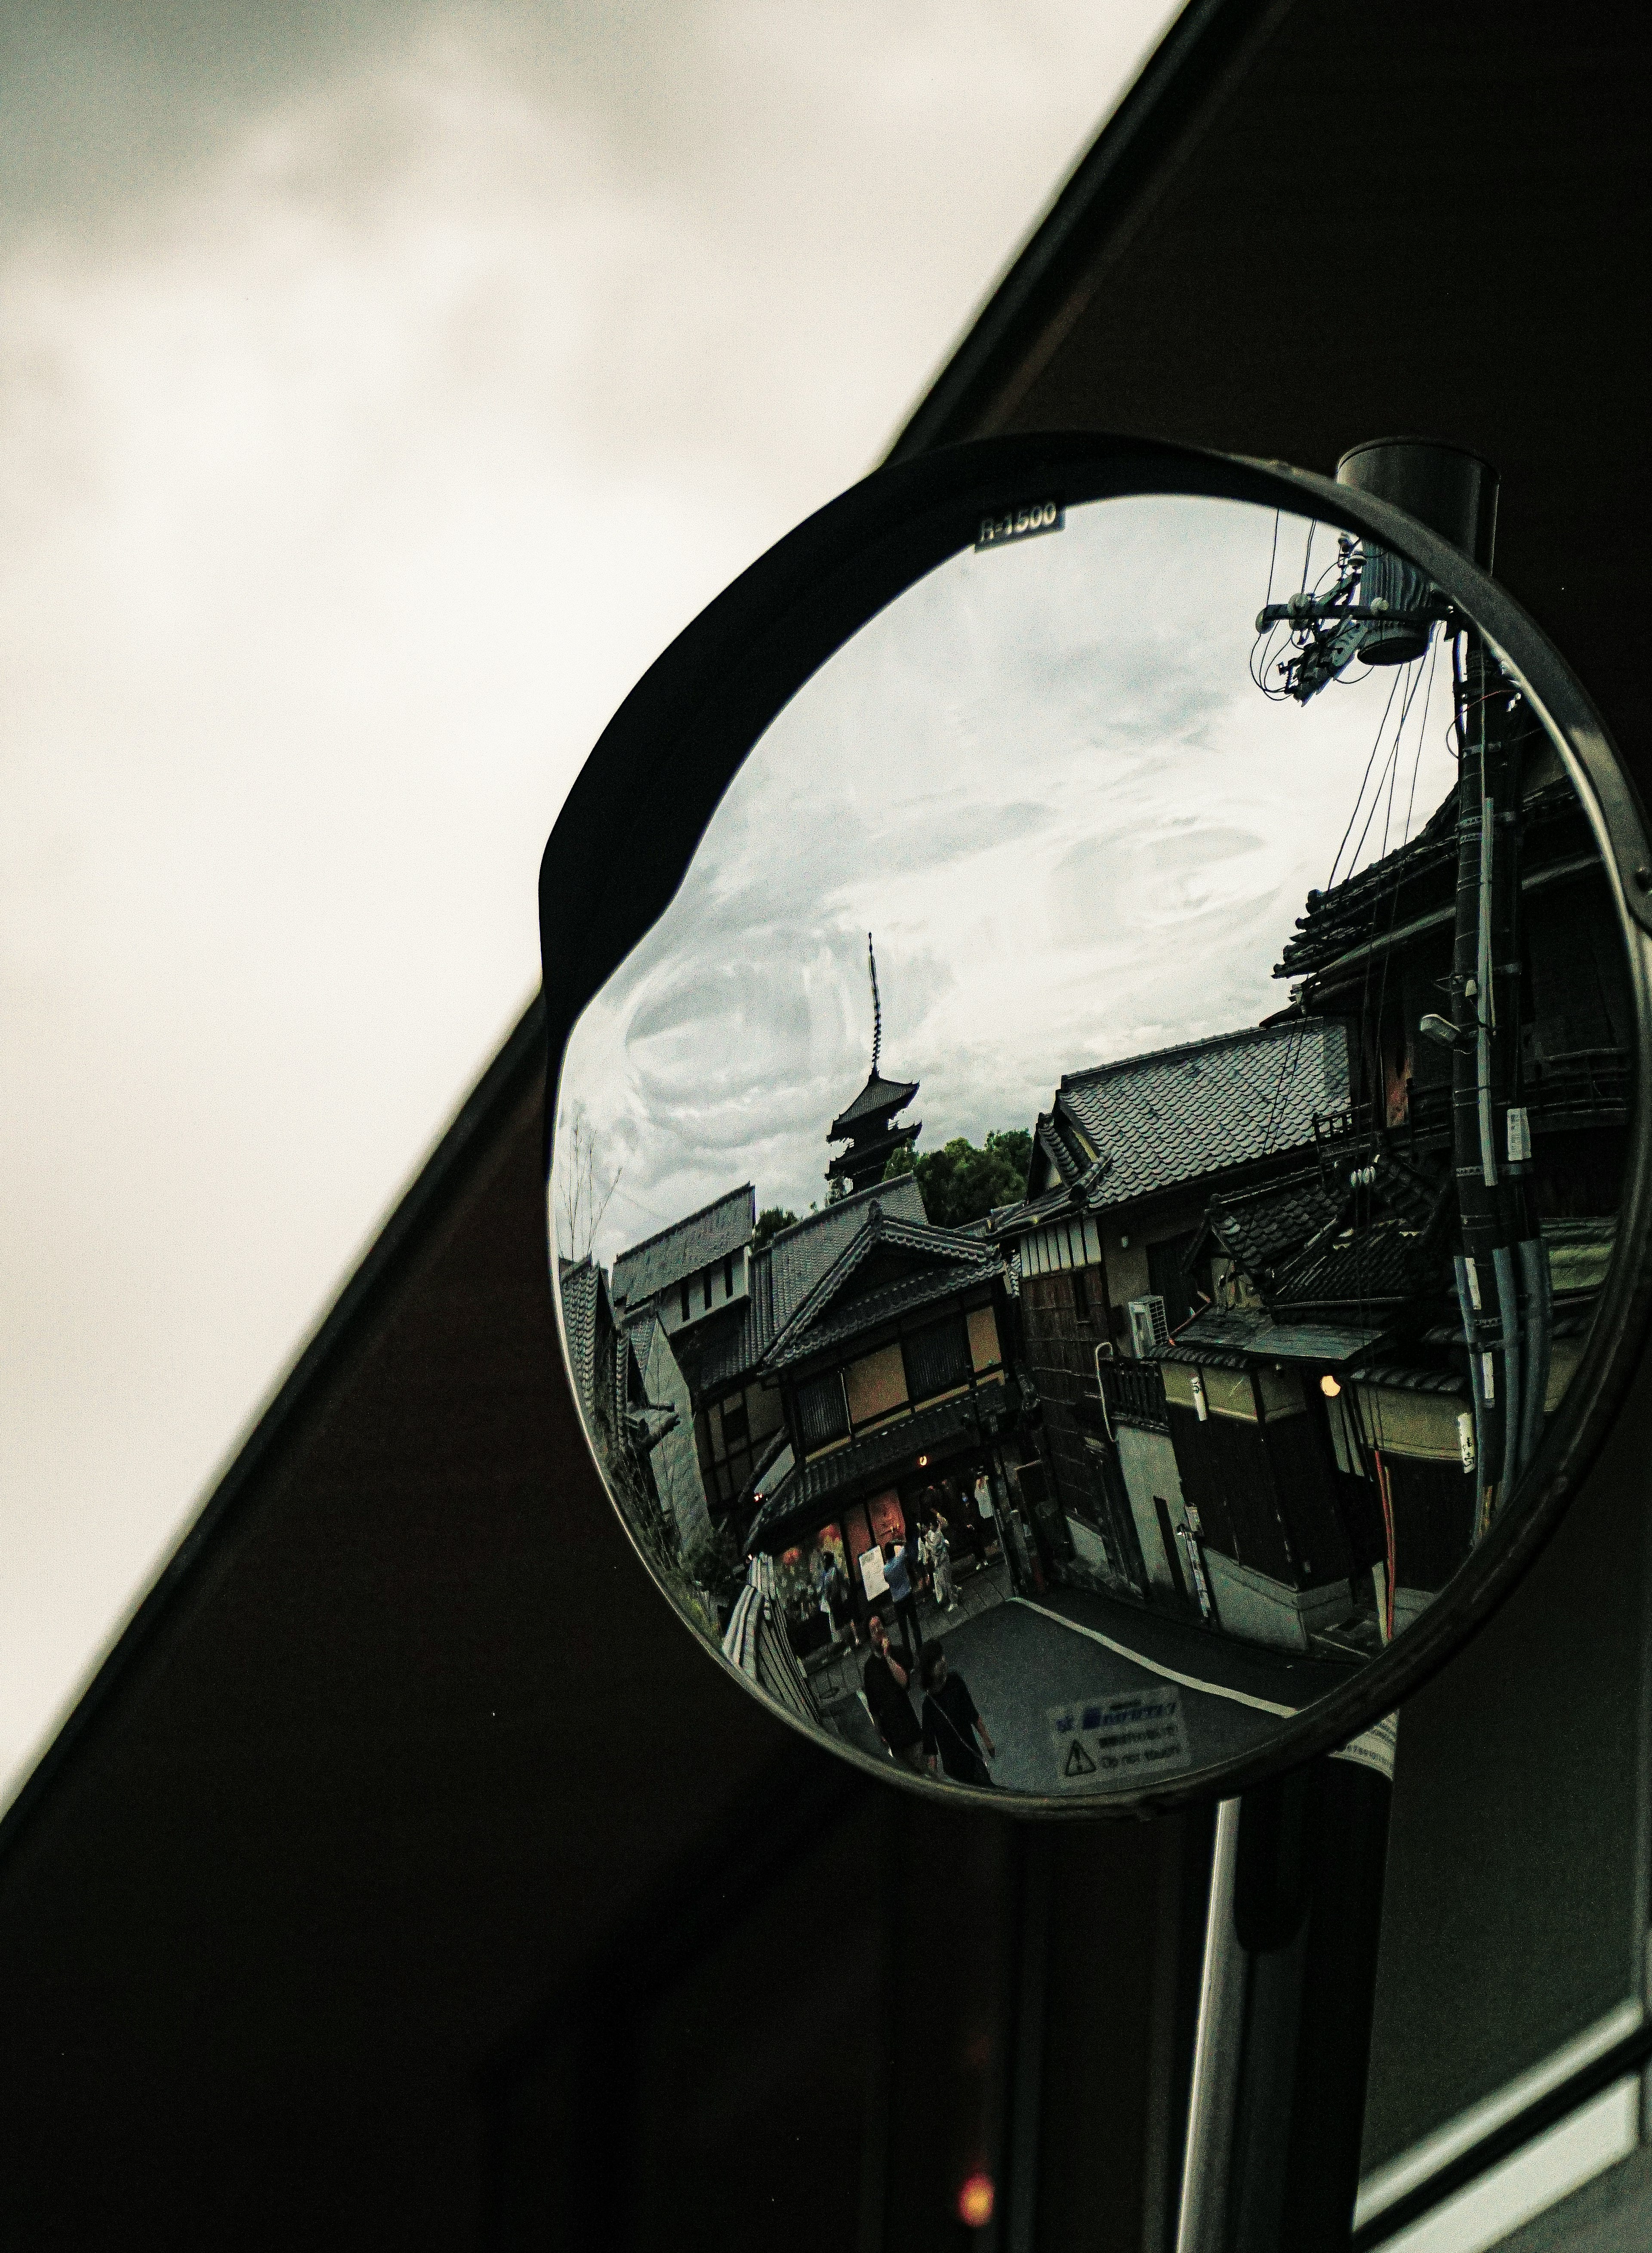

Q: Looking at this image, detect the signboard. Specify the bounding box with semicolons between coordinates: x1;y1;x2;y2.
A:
1048;1688;1190;1788
859;1545;888;1600
1332;1710;1398;1784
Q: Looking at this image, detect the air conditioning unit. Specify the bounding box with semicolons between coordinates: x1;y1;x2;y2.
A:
1127;1294;1170;1359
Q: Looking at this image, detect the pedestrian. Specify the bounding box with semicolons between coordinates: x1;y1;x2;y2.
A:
863;1616;924;1773
923;1516;958;1611
918;1641;996;1786
882;1539;922;1665
973;1469;999;1557
817;1559;842;1645
824;1556;859;1646
903;1518;928;1614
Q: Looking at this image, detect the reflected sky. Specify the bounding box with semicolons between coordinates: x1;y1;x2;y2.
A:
559;493;1455;1258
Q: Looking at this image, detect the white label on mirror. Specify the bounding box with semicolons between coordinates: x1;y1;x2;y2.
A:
975;498;1063;550
1049;1689;1190;1787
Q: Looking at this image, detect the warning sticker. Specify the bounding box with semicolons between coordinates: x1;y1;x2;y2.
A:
1048;1689;1191;1790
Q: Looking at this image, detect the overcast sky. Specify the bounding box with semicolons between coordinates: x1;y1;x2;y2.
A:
558;493;1457;1263
0;0;1214;1806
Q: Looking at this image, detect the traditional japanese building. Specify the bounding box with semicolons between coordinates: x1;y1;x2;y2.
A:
1156;748;1630;1648
989;1018;1350;1605
739;1190;1016;1611
1035;742;1631;1658
559;1256;708;1557
611;1182;755;1339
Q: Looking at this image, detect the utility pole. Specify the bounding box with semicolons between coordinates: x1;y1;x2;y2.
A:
1177;441;1531;2253
1254;438;1553;1525
1441;620;1552;1528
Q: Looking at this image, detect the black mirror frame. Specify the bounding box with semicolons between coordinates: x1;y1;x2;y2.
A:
539;430;1652;1816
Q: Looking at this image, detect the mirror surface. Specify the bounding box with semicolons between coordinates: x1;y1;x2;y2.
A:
550;491;1632;1803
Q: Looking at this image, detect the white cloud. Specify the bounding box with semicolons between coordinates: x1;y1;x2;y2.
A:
558;494;1458;1253
0;0;1182;1800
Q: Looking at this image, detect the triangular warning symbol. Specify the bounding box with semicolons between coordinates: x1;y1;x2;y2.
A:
1063;1737;1097;1778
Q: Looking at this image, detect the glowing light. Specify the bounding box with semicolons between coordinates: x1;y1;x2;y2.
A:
1320;1374;1342;1398
917;1454;929;1466
957;2173;996;2228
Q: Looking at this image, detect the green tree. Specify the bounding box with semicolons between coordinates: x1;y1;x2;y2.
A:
752;1205;798;1249
884;1129;1031;1227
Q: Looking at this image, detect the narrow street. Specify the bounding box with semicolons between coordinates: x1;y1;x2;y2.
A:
820;1567;1360;1793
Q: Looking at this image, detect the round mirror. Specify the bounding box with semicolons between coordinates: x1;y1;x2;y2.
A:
540;437;1652;1812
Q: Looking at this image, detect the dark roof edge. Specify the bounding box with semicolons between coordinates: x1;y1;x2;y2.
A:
883;0;1275;459
0;989;549;1869
611;1179;756;1275
1060;1014;1319;1090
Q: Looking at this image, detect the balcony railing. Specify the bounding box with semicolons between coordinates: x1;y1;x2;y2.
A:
1097;1355;1169;1435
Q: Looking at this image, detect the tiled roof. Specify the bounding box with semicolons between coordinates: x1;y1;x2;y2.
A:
1275;786;1459;983
611;1183;754;1308
761;1174;928;1332
1057;1017;1350;1210
1033;1112;1093;1189
557;1256;602;1423
1203;1168;1341;1287
828;1071;920;1139
1160;1306;1387;1366
991;1177;1096;1241
746;1392;980;1549
690;1173;928;1396
1276;779;1598;986
763;1217;999;1370
1269;1213;1443;1313
1344;1358;1467;1396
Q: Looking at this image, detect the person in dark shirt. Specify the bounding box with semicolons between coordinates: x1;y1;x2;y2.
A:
919;1640;996;1785
863;1616;924;1772
882;1539;922;1664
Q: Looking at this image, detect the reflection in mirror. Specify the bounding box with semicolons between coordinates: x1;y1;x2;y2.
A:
550;493;1630;1803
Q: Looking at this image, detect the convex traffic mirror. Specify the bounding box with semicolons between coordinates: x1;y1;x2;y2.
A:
540;435;1652;1814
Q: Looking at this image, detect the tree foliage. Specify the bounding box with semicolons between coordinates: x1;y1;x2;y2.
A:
884;1129;1031;1228
752;1205;798;1249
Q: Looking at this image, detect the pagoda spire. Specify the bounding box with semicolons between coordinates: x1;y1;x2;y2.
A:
868;932;882;1076
826;935;921;1194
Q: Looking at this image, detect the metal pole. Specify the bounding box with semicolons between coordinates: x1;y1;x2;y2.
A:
1175;1800;1247;2253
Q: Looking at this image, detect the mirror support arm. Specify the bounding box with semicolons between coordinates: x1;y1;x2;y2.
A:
1177;1798;1246;2253
1175;1759;1393;2252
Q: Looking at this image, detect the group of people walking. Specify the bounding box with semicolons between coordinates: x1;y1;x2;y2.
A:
809;1466;1002;1657
860;1617;996;1787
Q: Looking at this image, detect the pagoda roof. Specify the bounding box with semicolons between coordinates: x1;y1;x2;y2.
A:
827;1070;920;1141
824;1120;921;1181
